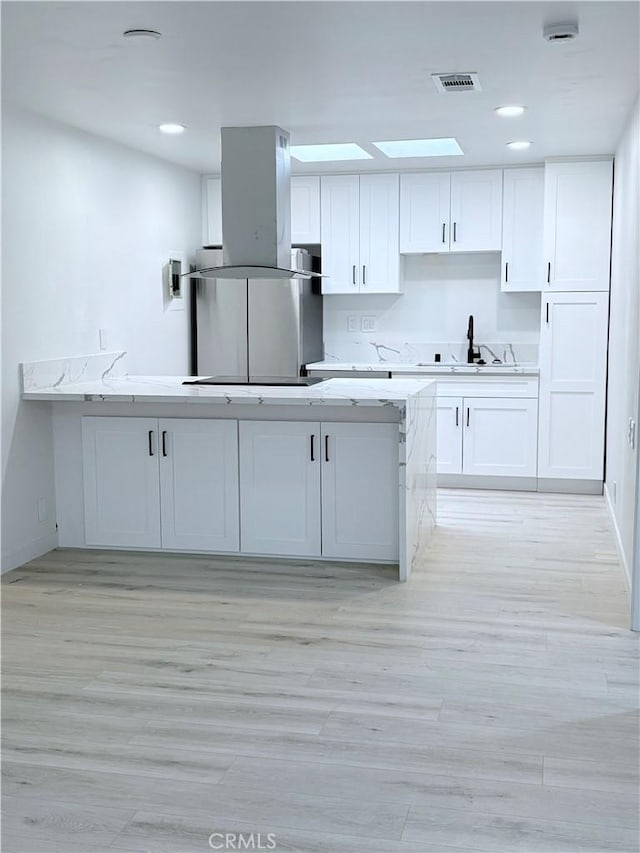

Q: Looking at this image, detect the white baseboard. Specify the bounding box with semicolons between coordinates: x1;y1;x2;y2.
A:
604;482;632;592
1;531;58;574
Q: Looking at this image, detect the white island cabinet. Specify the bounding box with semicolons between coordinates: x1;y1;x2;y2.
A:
24;363;436;582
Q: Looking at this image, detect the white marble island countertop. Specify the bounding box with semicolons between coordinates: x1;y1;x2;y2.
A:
306;360;540;376
22;373;436;408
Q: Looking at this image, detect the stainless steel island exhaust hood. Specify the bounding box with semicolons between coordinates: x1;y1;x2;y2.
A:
186;125;317;280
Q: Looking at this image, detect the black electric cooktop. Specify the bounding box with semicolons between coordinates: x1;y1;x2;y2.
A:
182;377;325;387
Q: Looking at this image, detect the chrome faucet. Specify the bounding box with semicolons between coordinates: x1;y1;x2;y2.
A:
467;315;480;364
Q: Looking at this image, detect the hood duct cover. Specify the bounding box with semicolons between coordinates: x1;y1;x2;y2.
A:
186;125;319;280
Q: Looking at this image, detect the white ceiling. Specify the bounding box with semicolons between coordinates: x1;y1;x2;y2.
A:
2;1;639;174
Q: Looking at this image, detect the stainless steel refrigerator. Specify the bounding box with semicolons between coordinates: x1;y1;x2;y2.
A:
188;248;323;385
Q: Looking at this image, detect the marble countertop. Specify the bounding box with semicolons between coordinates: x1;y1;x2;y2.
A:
22;375;436;407
306;361;540;376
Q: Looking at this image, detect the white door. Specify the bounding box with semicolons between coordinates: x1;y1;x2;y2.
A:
450;169;503;252
320;175;360;293
159;419;239;552
321;423;398;561
359;173;400;292
239;421;321;556
291;176;321;244
203;176;222;245
501;167;544;292
463;398;538;477
399;172;451;253
82;417;161;548
436;397;463;474
538;292;609;480
543;160;613;291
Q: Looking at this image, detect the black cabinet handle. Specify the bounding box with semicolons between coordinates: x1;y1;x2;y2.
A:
455;406;459;427
505;262;509;283
546;302;550;324
362;265;366;286
453;222;457;242
148;430;154;456
325;435;330;462
162;430;168;457
310;434;315;462
547;261;551;284
352;265;356;286
466;407;470;428
442;222;446;244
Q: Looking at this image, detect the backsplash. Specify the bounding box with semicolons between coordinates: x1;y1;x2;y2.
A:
20;351;128;393
323;253;540;364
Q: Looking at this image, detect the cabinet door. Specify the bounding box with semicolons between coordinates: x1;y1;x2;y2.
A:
291;176;321;244
359;174;400;293
450;170;503;252
159;419;239;552
239;421;321;556
543;161;613;291
436;397;463;474
501;168;544;292
399;172;451;253
82;417;161;548
463;398;538;477
321;423;398;561
320;175;360;293
538;292;609;479
203;176;222;245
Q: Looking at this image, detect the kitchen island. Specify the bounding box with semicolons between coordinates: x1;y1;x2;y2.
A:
22;353;436;581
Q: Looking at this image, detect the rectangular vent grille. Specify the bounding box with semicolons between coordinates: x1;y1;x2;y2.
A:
432;72;481;93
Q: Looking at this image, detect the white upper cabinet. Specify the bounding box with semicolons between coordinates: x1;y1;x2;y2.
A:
449;170;503;252
399;173;451;253
291;176;321;244
400;169;502;253
501;167;544;292
203;176;222;246
538;291;609;480
542;160;613;291
320;174;400;294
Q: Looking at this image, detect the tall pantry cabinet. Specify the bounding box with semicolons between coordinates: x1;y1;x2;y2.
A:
537;160;613;487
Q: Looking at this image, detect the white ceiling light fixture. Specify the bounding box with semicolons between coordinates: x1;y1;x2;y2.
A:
290;143;372;162
506;141;532;150
495;105;526;118
159;123;186;135
122;29;162;40
372;138;464;158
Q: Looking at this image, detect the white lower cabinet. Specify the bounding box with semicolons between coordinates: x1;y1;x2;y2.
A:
239;420;398;560
239;421;321;557
82;417;162;548
321;423;398;561
437;397;538;477
538;291;609;480
82;417;239;551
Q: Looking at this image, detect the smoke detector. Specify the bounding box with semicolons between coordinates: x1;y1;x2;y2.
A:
432;73;481;93
543;22;579;42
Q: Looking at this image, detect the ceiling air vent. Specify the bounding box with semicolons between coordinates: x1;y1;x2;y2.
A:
431;73;481;93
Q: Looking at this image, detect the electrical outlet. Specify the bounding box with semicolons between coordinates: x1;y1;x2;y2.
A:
165;252;186;311
361;316;376;333
612;481;617;503
347;316;358;332
98;328;107;351
628;418;636;450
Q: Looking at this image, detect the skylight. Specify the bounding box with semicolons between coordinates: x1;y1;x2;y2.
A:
289;143;373;162
372;138;464;158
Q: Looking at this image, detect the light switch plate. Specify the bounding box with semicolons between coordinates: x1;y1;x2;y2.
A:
165;252;186;312
361;316;376;333
347;316;358;332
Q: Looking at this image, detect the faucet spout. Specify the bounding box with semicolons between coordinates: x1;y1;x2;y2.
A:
467;314;479;364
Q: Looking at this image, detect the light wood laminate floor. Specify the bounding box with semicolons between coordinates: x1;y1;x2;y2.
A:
2;489;638;853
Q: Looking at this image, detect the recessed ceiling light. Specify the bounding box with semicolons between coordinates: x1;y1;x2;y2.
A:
123;29;162;40
290;143;373;162
495;106;526;118
372;138;463;158
506;141;532;150
159;123;186;135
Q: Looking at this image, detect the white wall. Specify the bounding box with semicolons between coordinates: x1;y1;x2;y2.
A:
1;108;201;572
323;252;540;364
605;97;640;605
